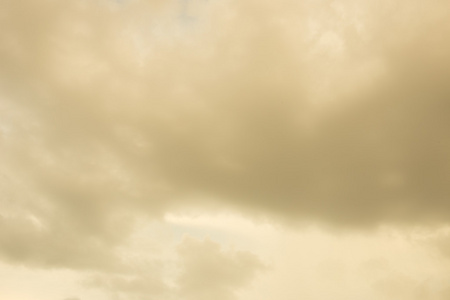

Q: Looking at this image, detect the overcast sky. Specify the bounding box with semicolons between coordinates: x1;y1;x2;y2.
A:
1;0;450;299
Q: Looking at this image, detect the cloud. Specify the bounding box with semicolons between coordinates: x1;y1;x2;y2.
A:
176;237;265;300
85;235;264;300
1;0;450;280
87;271;170;300
0;218;131;273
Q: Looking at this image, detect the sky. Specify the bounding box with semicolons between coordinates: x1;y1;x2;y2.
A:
1;0;450;299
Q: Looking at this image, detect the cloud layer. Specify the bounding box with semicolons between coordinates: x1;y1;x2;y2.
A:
2;0;450;232
1;0;450;299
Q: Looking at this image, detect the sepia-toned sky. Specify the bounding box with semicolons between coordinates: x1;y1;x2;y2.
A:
1;0;450;299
